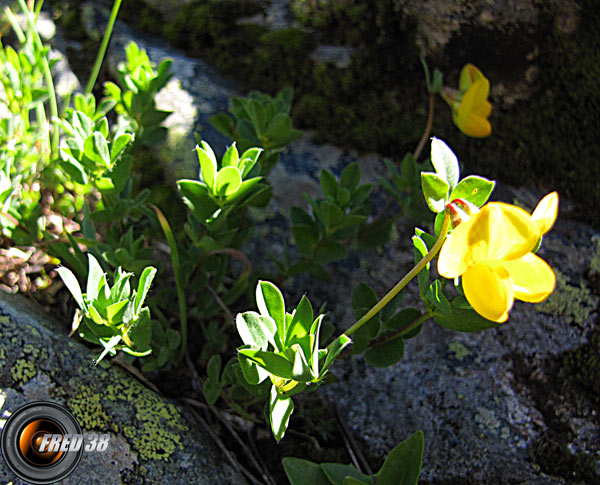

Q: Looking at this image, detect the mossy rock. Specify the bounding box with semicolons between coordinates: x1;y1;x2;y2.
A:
0;292;245;484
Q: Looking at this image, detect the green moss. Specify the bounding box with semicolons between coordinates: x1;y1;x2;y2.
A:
590;238;600;276
68;387;117;432
11;358;38;387
104;381;187;461
536;270;598;326
448;341;470;361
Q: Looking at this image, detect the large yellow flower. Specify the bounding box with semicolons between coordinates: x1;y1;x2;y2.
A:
437;193;558;322
442;64;492;138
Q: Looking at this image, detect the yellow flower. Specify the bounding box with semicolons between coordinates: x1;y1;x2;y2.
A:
442;64;492;138
437;193;558;323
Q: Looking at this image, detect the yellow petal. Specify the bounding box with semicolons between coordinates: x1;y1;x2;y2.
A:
455;112;492;138
437;213;476;278
473;99;492;118
463;262;514;323
480;203;539;261
531;191;558;236
501;253;556;302
459;64;486;92
456;79;492;137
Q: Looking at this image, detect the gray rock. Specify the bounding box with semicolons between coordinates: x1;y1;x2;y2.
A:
310;45;354;69
0;292;246;484
237;0;297;31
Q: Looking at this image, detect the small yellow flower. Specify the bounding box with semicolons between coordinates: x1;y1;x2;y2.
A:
442;64;492;138
437;193;558;323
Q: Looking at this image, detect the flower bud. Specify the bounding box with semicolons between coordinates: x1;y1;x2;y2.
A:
445;198;480;228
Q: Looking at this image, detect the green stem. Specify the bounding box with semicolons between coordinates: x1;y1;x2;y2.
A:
4;6;26;43
153;205;188;363
343;212;450;337
84;0;123;95
17;0;58;161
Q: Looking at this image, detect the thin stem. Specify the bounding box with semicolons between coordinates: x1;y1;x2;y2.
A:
85;0;123;95
4;7;26;43
413;92;435;160
343;212;450;337
18;0;58;161
153;205;187;363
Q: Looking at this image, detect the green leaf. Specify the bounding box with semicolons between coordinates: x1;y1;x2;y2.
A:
105;299;129;324
343;478;370;485
336;188;351;206
320;334;351;377
292;224;319;257
350;184;373;206
236;311;277;350
448;175;495;207
238;349;269;385
320;169;339;199
290;206;314;226
134;266;157;315
110;133;133;161
340;163;361;191
433;307;502;332
429;280;451;314
203;354;222;405
314;238;347;264
286;295;314;344
352;283;378;314
214;166;242;197
321;463;372;485
374;430;424;485
238;348;292;379
239;147;263;178
60;154;88;185
412;235;430;302
56;266;86;311
291;344;314;381
364;337;405;367
222;142;239;167
256;281;286;346
209;113;234;138
109;154;133;193
87;302;105;325
269;385;294;442
282;458;330;485
177;179;219;222
385;308;422;332
430;137;459;189
225;177;262;205
351;283;379;337
421;172;449;213
196;144;217;189
86;254;105;301
264;112;292;141
126;308;152;350
93;131;110;168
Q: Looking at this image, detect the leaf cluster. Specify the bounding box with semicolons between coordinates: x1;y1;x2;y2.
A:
284;163;372;279
104;41;173;148
236;281;351;441
210;86;303;175
56;254;156;363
